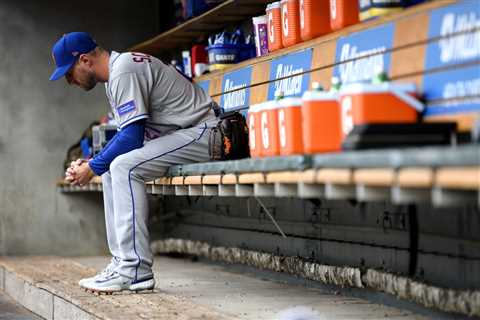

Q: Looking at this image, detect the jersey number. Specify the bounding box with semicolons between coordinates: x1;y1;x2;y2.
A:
132;53;152;63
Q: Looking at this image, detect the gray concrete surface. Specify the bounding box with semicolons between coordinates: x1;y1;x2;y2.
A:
74;256;431;320
0;1;158;255
4;268;55;319
52;296;97;320
0;257;232;320
0;290;41;320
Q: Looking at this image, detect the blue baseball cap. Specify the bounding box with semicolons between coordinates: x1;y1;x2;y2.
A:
49;32;97;81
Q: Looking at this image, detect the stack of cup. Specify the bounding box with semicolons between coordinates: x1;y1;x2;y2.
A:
266;2;284;52
252;15;269;56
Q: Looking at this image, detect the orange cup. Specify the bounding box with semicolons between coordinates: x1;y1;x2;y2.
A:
339;83;423;138
266;2;284;52
259;101;281;157
302;90;342;153
247;103;263;158
278;98;303;155
330;0;359;31
281;0;302;48
300;0;331;41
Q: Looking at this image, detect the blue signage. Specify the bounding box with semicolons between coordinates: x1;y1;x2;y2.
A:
333;23;395;85
267;49;313;100
423;66;480;116
423;1;480;116
426;100;480;117
220;66;252;111
425;63;479;103
425;1;480;70
197;80;210;95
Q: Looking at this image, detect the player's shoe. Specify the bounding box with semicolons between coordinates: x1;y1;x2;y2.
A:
78;258;119;287
82;271;155;294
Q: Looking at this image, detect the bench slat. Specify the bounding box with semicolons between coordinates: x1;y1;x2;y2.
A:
316;169;352;185
397;168;434;188
435;167;480;190
353;169;395;187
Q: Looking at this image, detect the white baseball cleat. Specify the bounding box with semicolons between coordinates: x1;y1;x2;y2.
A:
82;271;155;294
78;258;119;287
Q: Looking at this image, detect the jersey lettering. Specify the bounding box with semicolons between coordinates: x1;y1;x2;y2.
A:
131;52;152;63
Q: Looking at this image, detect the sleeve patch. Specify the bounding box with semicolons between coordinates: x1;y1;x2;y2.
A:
116;100;136;116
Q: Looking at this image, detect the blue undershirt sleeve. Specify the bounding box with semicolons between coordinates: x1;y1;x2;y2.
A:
88;119;146;176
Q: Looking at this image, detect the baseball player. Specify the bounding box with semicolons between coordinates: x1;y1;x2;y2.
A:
50;32;217;293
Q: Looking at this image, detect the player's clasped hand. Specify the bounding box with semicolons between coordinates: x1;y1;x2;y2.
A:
65;159;82;182
65;159;95;186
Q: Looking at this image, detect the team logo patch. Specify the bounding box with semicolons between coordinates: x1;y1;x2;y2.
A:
116;100;136;116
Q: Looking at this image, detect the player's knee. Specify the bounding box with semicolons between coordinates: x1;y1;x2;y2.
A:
109;154;130;174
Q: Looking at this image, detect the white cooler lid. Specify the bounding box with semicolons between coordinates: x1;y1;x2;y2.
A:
339;82;423;112
302;90;338;101
278;97;303;107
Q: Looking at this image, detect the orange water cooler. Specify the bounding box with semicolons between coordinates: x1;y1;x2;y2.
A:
278;97;303;155
302;86;342;153
330;0;359;31
259;101;281;157
299;0;331;41
247;103;264;159
280;0;302;48
339;83;423;138
266;2;284;52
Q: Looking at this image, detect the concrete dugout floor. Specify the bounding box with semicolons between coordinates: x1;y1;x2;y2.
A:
73;255;430;320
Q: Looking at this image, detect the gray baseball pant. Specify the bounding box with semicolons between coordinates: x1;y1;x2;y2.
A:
101;120;215;281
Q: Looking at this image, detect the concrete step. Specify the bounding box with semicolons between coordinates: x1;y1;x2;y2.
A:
0;290;42;320
0;257;232;320
0;256;434;320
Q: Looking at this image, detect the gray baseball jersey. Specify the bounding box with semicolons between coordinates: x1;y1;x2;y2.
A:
105;51;214;138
